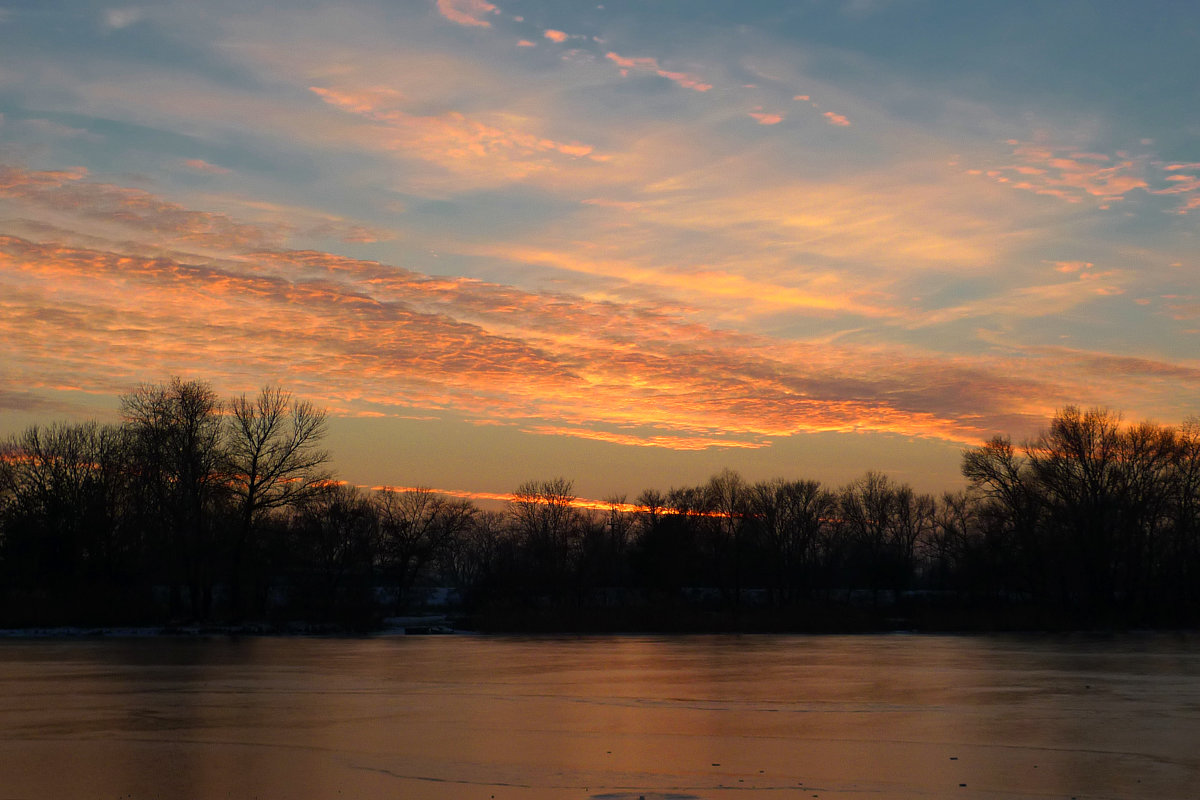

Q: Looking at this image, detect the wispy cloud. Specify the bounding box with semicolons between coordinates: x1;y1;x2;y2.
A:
520;426;769;451
913;273;1129;328
436;0;498;28
0;164;286;251
16;118;103;140
749;109;784;125
308;85;599;184
102;7;144;31
0;173;1091;449
823;111;851;127
968;139;1200;212
181;158;231;175
605;51;712;92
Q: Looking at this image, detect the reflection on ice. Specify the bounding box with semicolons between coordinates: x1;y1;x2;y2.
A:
0;634;1198;799
591;793;704;799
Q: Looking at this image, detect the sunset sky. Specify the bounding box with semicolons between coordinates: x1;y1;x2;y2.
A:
2;0;1199;502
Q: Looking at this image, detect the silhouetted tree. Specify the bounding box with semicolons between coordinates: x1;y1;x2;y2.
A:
289;483;377;621
507;478;585;600
121;377;225;619
749;478;835;604
225;385;330;617
376;486;475;611
0;422;133;622
1165;418;1200;615
630;487;701;596
705;469;751;608
961;435;1046;601
440;509;504;601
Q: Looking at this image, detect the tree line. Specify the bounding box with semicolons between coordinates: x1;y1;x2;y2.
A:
2;379;1198;630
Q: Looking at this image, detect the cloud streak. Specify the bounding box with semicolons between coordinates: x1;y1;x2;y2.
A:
308;85;599;184
605;52;712;92
970;139;1200;213
436;0;498;28
0;171;1102;451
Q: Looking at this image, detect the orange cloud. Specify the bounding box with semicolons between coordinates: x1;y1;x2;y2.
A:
516;39;536;47
7;169;1196;451
468;243;900;318
521;425;768;450
0;164;88;190
605;51;712;92
823;111;851;127
543;29;568;43
362;484;649;514
436;0;498;28
0;225;1059;449
309;85;598;182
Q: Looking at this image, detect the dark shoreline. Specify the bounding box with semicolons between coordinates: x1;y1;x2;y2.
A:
4;609;1195;642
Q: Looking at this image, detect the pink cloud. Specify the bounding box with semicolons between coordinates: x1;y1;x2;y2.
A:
1153;173;1200;204
793;95;810;102
605;51;712;92
1049;260;1094;273
182;158;231;175
749;111;784;126
823;111;851;127
516;39;536;47
968;140;1200;209
436;0;498;28
1179;195;1200;214
543;29;568;43
0;164;284;250
606;52;657;70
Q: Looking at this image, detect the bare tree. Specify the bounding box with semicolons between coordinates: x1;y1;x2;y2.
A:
290;483;377;619
441;509;504;594
750;478;835;604
121;377;224;618
509;477;580;550
225;386;330;616
705;468;750;607
0;422;130;603
376;486;475;610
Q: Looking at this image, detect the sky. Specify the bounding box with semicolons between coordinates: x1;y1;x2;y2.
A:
1;0;1199;503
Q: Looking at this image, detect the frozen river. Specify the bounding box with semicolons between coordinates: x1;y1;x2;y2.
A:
1;633;1197;799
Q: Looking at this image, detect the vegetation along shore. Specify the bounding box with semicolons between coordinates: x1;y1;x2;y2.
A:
2;378;1198;632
